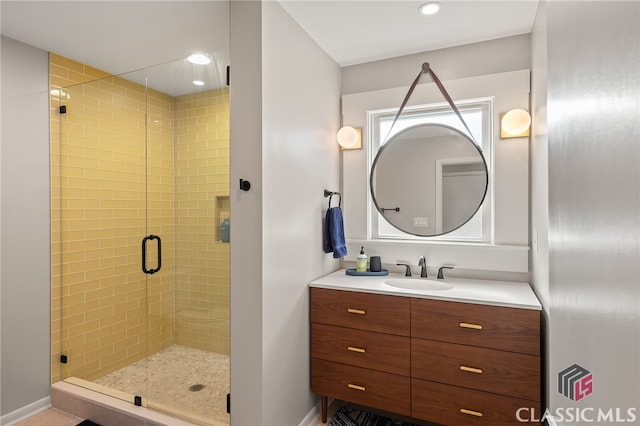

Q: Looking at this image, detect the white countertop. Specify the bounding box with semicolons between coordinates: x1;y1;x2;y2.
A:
309;269;542;310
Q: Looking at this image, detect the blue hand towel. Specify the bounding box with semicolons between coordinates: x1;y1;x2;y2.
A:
323;208;334;254
323;207;347;258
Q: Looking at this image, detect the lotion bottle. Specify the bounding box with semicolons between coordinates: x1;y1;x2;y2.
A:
220;217;230;242
356;246;368;273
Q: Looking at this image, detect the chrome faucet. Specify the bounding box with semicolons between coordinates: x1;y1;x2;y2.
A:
418;256;428;278
396;263;412;276
437;266;454;279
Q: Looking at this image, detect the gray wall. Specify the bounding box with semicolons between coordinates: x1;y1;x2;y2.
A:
342;34;531;95
229;1;341;424
0;36;51;416
261;2;341;424
531;1;640;422
530;0;550;308
229;2;264;424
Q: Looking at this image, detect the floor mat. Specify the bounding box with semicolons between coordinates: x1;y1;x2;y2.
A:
328;406;419;426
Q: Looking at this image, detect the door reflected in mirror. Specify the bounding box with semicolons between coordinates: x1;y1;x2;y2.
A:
370;123;488;237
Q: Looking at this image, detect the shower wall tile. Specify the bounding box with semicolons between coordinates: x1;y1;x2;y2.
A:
174;89;230;354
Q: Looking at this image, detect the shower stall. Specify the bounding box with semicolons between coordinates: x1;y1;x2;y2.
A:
50;51;230;425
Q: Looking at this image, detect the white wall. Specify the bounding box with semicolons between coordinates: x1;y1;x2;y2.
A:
340;37;532;280
530;5;552;417
342;34;531;95
230;1;341;424
0;36;51;417
531;1;640;423
262;3;341;423
229;2;264;425
530;0;550;309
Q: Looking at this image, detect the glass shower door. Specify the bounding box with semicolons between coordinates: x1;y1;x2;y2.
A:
55;67;152;401
143;54;231;424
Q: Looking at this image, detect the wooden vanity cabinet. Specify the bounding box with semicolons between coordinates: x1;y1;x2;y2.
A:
411;298;540;355
310;288;411;422
310;287;542;425
310;287;410;335
411;298;541;425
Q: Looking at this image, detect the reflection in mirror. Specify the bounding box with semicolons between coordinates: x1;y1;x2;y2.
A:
370;123;488;237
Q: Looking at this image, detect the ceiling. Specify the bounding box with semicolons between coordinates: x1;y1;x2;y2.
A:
1;0;230;95
279;0;539;67
1;1;230;76
1;0;539;94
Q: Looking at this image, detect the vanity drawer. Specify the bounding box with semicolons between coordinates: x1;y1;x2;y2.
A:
411;299;540;355
312;358;411;417
412;378;538;425
312;323;410;376
311;288;410;336
412;339;540;402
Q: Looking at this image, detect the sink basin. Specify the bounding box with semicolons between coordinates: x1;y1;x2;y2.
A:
384;278;453;291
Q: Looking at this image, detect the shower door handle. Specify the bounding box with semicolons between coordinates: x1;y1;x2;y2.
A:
142;234;162;274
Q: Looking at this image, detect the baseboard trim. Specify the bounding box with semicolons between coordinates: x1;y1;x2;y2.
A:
298;397;335;426
0;396;51;426
298;401;321;426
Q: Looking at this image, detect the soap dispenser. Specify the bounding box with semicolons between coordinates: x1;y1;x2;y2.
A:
356;246;368;273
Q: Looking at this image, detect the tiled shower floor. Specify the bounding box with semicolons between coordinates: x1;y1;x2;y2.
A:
94;345;230;425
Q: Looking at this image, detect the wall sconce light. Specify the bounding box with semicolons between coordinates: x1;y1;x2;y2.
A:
500;108;531;138
337;126;362;150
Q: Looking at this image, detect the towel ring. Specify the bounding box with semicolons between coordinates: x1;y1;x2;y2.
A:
324;189;342;208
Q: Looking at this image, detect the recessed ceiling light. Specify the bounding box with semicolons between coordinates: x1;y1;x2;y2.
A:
187;54;211;65
419;2;441;16
193;80;205;86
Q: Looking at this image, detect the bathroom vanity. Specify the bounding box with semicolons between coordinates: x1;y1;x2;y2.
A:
309;269;542;425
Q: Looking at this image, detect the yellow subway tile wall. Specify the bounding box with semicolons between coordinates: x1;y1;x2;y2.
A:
174;89;230;354
50;54;230;386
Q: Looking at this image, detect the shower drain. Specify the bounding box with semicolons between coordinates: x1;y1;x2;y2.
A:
189;384;206;392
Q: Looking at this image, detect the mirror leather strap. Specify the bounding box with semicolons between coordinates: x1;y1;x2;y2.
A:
385;62;478;146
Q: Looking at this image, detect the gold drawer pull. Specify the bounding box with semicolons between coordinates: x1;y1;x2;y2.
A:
460;408;483;417
347;308;366;315
459;322;483;330
347;384;366;391
460;365;483;374
347;346;366;353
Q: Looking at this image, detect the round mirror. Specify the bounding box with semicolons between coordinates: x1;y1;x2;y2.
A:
370;123;488;237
